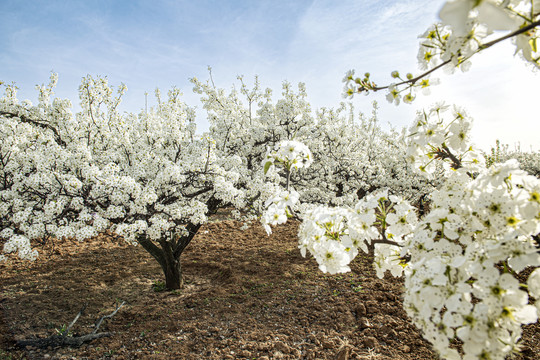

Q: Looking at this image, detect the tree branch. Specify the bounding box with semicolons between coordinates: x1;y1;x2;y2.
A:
137;234;165;265
1;111;66;147
371;238;402;247
93;301;125;334
17;333;112;348
360;19;540;93
17;301;125;349
66;303;87;335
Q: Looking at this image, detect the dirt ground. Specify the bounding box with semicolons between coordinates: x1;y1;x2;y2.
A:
1;219;539;360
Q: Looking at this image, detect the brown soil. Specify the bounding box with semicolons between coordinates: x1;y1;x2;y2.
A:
1;219;538;360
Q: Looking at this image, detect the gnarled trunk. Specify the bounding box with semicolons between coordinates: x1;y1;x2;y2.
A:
136;223;202;290
161;256;183;290
137;235;185;290
135;199;220;290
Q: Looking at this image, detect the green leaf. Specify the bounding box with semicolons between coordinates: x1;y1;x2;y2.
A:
263;161;272;175
530;38;537;53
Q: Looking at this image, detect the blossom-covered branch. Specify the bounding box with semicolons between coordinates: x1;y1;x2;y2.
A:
344;0;540;105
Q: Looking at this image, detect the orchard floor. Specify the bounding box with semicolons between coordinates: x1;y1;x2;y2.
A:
1;219;539;360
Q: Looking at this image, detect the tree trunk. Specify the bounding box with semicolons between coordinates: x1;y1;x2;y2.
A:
136;207;217;290
160;253;183;290
137;234;184;290
157;236;185;290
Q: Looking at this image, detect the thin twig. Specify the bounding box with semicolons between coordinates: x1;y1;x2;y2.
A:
93;301;125;334
66;303;88;334
366;19;540;92
371;238;402;247
371;60;451;92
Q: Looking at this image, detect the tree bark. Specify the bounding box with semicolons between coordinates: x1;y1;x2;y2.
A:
159;239;183;290
163;261;182;290
137;234;183;290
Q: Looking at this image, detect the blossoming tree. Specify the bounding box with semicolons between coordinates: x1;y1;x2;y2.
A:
0;75;247;290
192;73;436;218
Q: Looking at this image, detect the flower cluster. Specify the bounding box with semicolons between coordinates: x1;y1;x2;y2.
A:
406;103;484;177
0;232;38;261
263;140;313;174
438;0;539;66
298;206;357;274
297;189;417;277
402;156;540;359
261;189;300;234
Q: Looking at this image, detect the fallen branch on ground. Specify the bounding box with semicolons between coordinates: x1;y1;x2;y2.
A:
16;301;126;349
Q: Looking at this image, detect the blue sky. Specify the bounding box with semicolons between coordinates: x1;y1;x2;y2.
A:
1;0;538;151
